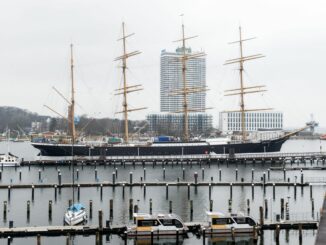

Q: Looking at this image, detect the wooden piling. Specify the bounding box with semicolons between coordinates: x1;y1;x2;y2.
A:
247;199;250;215
149;198;152;215
264;199;268;219
169;200;172;214
275;224;280;243
219;169;221;181
129;199;133;218
27;200;30;221
37;234;41;245
89;200;93;219
166;183;169;199
299;223;303;244
98;210;103;230
273;183;275;200
31;185;34;201
54;185;57;201
259;206;264;226
252;168;254;182
280;198;284;219
230;183;233;198
129;172;133;185
228;199;232;213
3;201;7;222
107;199;112;220
8;186;11;200
187;183;190;200
48;200;52;221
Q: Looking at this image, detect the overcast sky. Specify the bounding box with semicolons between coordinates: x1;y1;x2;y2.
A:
0;0;325;128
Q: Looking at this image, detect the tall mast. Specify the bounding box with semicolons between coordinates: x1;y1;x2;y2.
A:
181;24;189;141
171;23;207;142
115;22;146;143
238;27;246;141
70;44;76;144
70;44;75;204
122;23;128;143
224;26;272;142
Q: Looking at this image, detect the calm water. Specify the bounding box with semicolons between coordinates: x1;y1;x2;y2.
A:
0;139;324;245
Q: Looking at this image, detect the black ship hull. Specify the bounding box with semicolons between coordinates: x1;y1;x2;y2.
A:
32;137;287;157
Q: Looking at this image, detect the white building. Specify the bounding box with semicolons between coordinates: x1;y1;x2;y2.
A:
160;48;206;112
219;111;283;133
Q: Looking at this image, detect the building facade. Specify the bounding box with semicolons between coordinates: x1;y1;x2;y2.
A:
160;48;206;112
147;113;213;136
219;111;283;133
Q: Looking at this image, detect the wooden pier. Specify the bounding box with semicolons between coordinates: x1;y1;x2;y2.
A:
0;220;318;238
315;194;326;245
20;151;326;166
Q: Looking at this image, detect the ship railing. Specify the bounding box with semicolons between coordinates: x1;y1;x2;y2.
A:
233;152;326;159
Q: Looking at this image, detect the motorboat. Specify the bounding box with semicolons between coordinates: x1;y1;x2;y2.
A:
0;153;20;167
127;213;188;237
202;211;257;235
64;203;87;226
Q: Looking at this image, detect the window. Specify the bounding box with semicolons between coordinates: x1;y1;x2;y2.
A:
137;219;159;227
212;218;234;225
233;217;256;226
159;219;184;228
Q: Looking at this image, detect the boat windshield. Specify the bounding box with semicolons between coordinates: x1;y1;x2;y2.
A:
233;217;256;226
137;219;159;227
159;219;183;228
68;203;85;212
212;218;234;225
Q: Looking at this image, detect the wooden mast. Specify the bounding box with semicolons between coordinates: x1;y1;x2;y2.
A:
115;22;146;143
70;44;76;144
181;24;189;141
224;26;271;141
172;23;207;142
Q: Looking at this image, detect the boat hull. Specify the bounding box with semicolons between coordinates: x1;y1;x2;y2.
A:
64;210;87;226
32;138;287;157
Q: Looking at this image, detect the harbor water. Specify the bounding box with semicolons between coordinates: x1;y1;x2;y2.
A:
0;139;325;244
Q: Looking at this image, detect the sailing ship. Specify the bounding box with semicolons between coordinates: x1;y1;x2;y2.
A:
32;25;306;158
60;44;87;226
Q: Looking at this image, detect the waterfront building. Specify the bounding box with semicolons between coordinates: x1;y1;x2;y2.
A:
160;48;206;112
147;47;210;136
219;111;283;133
147;113;213;136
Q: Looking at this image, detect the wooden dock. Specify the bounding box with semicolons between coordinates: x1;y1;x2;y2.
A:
0;220;318;238
20;151;326;166
315;194;326;245
0;181;313;190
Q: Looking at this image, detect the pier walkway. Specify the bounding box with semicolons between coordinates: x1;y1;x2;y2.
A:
20;151;326;166
315;194;326;245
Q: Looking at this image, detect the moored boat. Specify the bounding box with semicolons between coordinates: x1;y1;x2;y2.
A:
0;153;20;167
202;211;257;235
127;213;188;237
64;203;87;226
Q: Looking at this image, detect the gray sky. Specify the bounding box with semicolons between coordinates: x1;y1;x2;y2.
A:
0;0;325;128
